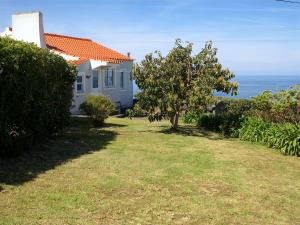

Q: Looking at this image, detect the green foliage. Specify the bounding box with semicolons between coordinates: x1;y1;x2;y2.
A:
126;103;147;118
182;111;202;124
133;39;238;129
222;98;252;115
183;99;250;136
239;117;300;156
250;85;300;123
80;95;115;127
0;37;77;156
198;113;244;137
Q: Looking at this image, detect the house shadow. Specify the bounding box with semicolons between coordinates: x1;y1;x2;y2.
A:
0;117;117;187
157;125;227;141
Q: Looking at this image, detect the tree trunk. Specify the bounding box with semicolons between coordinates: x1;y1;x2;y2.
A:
170;116;174;126
171;113;179;130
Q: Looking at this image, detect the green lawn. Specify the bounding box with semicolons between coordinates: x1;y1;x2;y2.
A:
0;117;299;225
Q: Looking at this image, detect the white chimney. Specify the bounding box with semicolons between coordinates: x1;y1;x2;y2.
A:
12;11;46;48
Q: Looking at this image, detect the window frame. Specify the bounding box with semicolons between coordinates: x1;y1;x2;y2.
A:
92;70;99;89
104;68;115;88
120;71;125;89
76;72;85;93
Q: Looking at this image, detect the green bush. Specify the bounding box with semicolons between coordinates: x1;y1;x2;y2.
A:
80;95;115;127
126;103;147;118
182;111;202;124
0;37;76;156
222;98;252;115
183;99;251;135
198;113;244;137
250;86;300;123
239;117;300;156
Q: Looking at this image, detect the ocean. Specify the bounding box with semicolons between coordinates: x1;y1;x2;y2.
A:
215;75;300;99
133;75;300;99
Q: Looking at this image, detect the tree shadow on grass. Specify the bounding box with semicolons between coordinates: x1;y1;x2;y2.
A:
158;125;227;141
0;117;117;187
102;123;127;129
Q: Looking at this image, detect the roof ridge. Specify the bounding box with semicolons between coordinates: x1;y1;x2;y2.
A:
45;33;92;41
92;42;131;60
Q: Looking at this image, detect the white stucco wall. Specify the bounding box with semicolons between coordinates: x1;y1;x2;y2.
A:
11;12;46;48
0;27;12;37
71;60;133;114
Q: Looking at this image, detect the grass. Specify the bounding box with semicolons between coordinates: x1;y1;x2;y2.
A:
0;117;299;225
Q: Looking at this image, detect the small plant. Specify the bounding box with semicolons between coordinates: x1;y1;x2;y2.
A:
182;111;202;124
239;117;300;156
80;95;115;127
238;117;270;142
126;103;147;118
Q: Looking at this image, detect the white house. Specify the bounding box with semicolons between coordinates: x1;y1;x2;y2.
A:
0;11;134;113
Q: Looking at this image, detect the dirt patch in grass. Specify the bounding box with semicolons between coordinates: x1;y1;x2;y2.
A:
199;181;236;197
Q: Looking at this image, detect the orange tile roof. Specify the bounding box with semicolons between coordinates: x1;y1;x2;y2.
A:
68;58;88;66
44;33;132;65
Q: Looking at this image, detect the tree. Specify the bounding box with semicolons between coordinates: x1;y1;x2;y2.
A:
133;39;238;129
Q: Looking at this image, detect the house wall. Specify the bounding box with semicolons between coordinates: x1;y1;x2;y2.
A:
71;60;133;114
71;61;92;114
101;61;133;107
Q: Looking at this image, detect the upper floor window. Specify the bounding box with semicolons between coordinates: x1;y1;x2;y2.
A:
92;70;99;89
120;72;125;89
76;74;84;92
105;68;114;88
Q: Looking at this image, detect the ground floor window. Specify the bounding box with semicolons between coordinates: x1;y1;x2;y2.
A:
92;70;99;88
120;71;125;89
105;68;114;88
76;74;84;92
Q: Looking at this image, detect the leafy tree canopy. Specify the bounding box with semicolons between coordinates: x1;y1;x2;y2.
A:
133;39;238;129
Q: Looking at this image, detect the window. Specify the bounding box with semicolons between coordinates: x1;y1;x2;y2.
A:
104;68;114;88
92;70;98;88
76;75;83;92
120;72;125;89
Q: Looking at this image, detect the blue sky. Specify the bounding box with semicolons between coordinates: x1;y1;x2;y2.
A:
1;0;300;76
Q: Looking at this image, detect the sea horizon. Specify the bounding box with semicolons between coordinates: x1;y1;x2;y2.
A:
216;74;300;99
134;74;300;99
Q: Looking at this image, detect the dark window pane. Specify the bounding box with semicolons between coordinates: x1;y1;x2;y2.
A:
120;72;124;88
105;69;114;87
77;84;82;91
92;71;98;88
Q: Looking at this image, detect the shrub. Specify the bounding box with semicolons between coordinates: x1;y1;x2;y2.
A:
238;117;270;142
222;98;252;115
126;103;147;118
182;111;202;124
250;86;300;123
0;37;76;156
239;117;300;156
183;99;251;135
198;113;244;137
80;95;115;126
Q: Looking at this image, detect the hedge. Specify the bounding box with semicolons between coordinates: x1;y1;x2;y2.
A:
0;37;77;156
